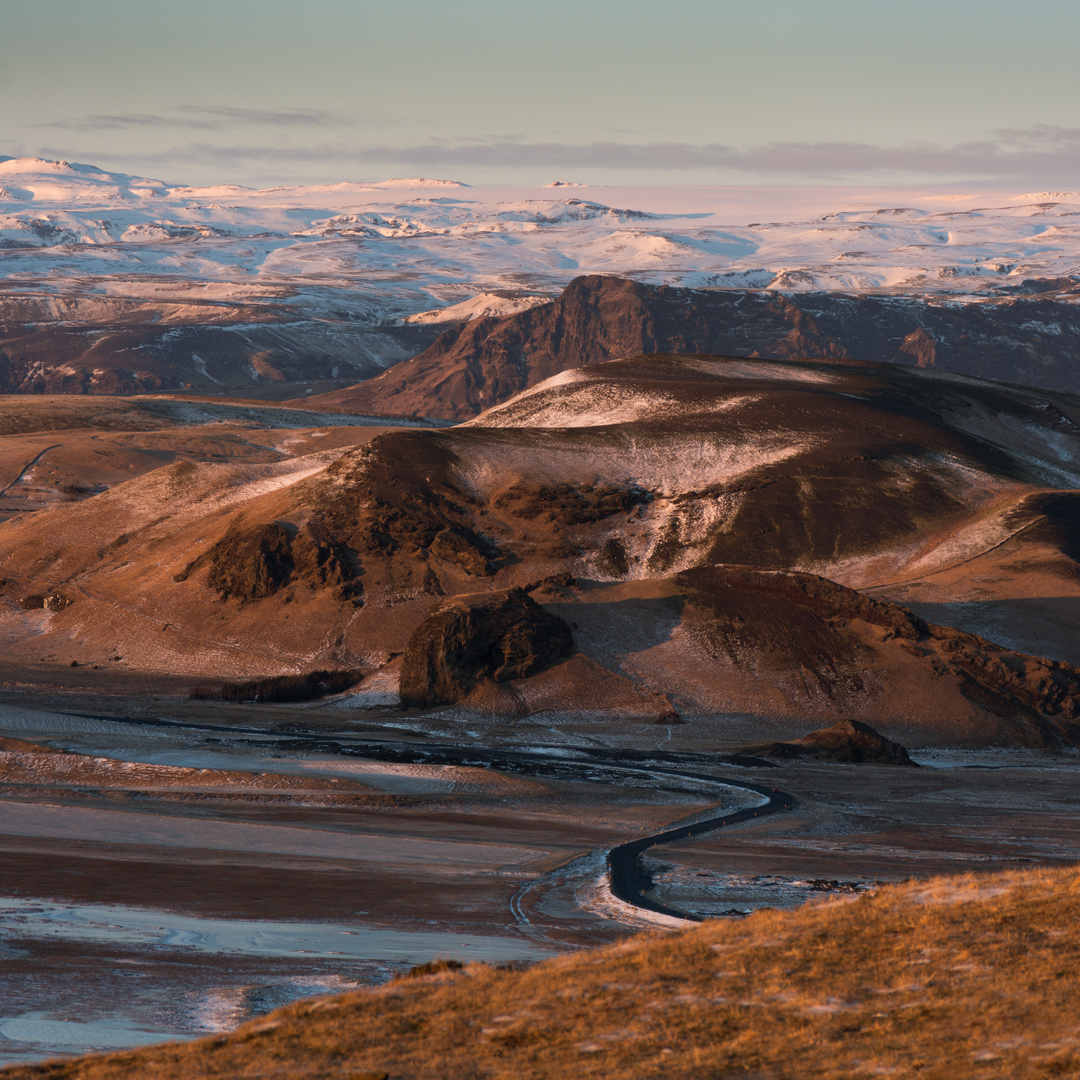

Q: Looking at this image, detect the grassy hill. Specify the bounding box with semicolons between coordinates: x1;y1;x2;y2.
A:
8;864;1079;1079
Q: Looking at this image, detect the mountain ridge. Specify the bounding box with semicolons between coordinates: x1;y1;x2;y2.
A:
303;275;1080;420
1;354;1079;745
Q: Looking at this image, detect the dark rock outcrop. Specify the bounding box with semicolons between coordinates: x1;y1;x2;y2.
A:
306;275;1080;419
493;482;651;525
748;719;916;765
206;522;295;602
292;531;365;603
399;588;574;707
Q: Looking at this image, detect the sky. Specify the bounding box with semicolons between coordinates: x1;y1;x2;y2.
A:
3;0;1080;189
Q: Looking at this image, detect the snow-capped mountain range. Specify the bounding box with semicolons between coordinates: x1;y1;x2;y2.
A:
3;156;1079;323
2;156;1079;400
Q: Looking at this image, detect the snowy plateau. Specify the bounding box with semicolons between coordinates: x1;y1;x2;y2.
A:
3;155;1079;324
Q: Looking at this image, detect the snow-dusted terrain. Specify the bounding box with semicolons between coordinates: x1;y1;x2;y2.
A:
2;156;1079;326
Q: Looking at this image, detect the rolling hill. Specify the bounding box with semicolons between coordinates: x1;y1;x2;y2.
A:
0;356;1077;745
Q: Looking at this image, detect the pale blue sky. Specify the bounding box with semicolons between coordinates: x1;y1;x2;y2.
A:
3;0;1079;187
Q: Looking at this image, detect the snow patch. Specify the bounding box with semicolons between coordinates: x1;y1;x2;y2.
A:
403;292;552;324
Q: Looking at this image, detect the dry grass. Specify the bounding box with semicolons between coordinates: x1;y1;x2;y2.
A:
7;866;1080;1079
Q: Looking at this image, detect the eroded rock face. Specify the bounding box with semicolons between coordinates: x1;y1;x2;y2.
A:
399;588;574;707
492;482;652;525
749;719;916;765
192;519;366;605
308;275;1080;420
307;431;501;596
206;522;295;602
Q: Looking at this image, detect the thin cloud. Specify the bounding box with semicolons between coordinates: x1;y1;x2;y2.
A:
40;125;1080;185
165;129;1080;182
45;114;218;132
45;106;354;133
174;105;350;128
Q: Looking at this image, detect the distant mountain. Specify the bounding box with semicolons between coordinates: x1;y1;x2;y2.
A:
304;275;1080;420
0;292;441;397
5;158;1080;400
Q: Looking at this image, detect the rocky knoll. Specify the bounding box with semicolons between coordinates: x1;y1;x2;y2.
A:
399;588;574;708
745;718;916;765
677;565;1080;747
305;275;1080;420
2;355;1080;745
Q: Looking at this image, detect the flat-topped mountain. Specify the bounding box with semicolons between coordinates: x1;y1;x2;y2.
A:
1;355;1079;745
306;275;1080;420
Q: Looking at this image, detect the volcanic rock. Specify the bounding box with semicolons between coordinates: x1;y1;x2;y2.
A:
206;521;295;603
305;275;1080;420
399;588;574;708
747;719;916;765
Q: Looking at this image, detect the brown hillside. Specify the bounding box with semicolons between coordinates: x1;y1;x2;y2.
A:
7;865;1080;1080
0;356;1079;743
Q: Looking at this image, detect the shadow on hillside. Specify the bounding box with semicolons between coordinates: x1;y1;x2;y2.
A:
550;591;686;670
901;597;1080;666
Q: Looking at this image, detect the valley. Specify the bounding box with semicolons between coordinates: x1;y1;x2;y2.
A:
1;161;1080;1075
0;351;1078;1067
0;691;1076;1068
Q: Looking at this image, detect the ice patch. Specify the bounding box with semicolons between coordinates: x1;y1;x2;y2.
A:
0;897;560;964
190;976;361;1032
0;1015;182;1050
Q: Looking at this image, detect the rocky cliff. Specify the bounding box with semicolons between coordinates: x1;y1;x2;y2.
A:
305;275;1080;419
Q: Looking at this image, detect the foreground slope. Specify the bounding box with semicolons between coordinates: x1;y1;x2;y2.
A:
0;356;1078;744
6;864;1080;1080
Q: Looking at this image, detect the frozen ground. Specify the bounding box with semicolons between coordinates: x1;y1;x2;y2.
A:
0;894;558;1068
2;158;1078;328
0;802;547;868
1;694;1079;1066
0;897;557;965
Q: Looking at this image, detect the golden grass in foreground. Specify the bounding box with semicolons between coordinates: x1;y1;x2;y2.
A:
7;866;1080;1080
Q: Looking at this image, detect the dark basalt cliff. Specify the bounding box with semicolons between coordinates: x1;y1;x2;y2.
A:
307;275;1080;419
